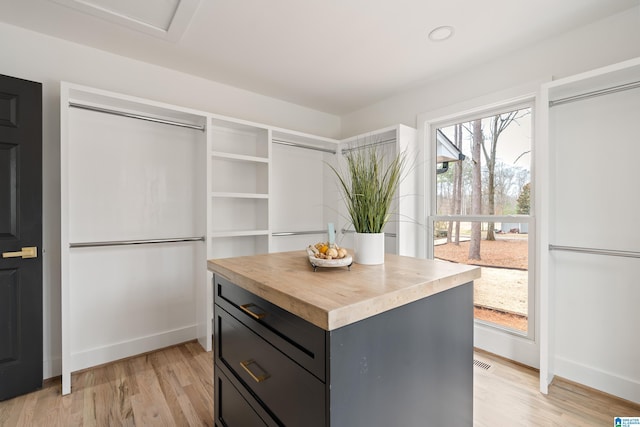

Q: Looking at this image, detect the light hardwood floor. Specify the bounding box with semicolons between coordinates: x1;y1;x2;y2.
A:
473;349;640;426
1;342;638;426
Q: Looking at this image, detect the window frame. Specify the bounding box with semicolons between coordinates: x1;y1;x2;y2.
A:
418;92;540;367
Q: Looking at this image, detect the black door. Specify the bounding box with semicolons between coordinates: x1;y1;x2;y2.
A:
0;74;42;401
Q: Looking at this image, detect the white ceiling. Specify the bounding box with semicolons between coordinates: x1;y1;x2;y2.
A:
1;0;637;114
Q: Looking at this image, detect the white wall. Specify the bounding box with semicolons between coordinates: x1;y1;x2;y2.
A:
341;5;640;137
0;21;341;379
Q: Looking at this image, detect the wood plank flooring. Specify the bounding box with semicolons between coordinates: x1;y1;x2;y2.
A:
473;349;640;426
0;342;213;426
1;342;638;426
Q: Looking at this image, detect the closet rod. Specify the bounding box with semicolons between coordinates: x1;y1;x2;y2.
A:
272;138;337;154
70;236;205;249
341;138;396;153
549;244;640;259
341;229;397;238
69;102;206;131
272;230;330;237
549;80;640;107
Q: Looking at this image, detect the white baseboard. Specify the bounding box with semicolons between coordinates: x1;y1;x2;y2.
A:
69;325;197;373
43;357;62;379
555;356;640;404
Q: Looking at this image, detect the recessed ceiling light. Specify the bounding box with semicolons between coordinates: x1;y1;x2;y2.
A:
428;26;455;42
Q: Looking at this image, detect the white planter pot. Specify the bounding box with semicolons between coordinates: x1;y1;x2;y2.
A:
354;232;385;265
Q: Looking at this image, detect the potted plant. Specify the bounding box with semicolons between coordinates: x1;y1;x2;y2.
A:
330;143;407;264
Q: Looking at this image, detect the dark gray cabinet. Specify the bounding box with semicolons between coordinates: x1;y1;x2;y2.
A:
214;274;473;427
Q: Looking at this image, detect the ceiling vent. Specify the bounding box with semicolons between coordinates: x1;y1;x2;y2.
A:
51;0;200;41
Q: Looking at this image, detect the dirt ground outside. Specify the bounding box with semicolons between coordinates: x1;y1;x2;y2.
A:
434;235;528;332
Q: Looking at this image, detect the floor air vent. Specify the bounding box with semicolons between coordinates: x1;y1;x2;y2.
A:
473;359;492;370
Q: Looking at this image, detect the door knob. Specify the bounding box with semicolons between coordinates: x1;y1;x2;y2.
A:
2;247;38;259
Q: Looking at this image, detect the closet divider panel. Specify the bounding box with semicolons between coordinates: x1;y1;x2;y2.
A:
395;125;419;257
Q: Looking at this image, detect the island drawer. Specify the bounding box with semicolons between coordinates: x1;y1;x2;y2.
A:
215;306;326;427
215;366;278;427
214;274;326;380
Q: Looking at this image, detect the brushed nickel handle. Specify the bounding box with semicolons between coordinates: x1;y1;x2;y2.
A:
239;303;267;320
2;247;38;259
240;359;270;383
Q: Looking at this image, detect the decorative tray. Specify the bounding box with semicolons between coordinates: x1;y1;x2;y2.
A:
306;247;352;271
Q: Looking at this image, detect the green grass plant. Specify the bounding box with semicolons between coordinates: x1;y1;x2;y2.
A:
330;145;407;233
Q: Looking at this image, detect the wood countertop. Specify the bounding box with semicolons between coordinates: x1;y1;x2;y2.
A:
208;251;481;331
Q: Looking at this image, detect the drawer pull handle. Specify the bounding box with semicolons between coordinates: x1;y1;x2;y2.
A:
239;303;267;320
240;359;270;383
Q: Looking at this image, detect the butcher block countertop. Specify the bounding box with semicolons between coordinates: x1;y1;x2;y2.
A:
207;251;481;331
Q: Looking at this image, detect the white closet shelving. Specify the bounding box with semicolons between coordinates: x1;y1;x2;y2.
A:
207;118;344;256
60;82;420;396
268;125;420;255
60;83;210;395
208;117;270;258
539;57;640;403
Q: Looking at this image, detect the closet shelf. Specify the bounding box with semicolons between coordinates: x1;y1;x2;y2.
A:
272;230;328;237
211;192;268;199
211;151;269;163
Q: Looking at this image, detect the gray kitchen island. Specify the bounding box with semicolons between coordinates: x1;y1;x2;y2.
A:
208;250;480;427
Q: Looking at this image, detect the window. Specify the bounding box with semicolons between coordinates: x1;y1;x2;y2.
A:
431;106;533;335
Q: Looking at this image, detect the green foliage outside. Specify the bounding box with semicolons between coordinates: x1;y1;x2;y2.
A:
517;182;531;214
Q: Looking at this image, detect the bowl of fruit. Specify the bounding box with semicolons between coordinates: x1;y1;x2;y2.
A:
307;242;352;271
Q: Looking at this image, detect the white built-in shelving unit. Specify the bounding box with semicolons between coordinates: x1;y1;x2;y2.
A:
208;118;271;259
207;119;343;257
60;82;210;395
60;82;419;395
